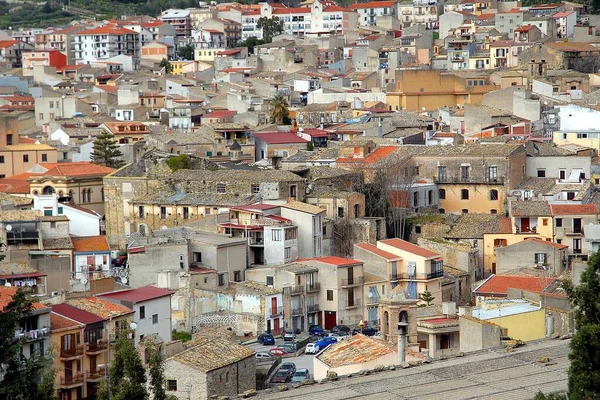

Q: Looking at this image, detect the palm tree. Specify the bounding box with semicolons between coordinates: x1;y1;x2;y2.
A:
270;93;289;125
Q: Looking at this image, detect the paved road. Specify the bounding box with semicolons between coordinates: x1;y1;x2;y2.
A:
253;339;570;400
249;335;318;378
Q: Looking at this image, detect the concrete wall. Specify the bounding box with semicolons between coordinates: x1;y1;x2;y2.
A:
482;87;541;122
459;315;502;352
313;351;397;380
526;155;591;179
495;240;567;275
129;242;188;287
280;209;322;259
417;238;481;281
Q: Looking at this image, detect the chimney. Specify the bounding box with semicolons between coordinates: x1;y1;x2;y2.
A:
378;117;383;137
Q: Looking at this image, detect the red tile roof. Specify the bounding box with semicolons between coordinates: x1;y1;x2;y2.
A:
77;25;138;36
324;5;353;12
379;238;440;259
0;40;21;49
553;10;573;18
41;162;115;178
242;10;261;15
296;128;330;137
72;236;110;253
141;20;167;27
350;0;397;9
550;204;597;215
253;132;308;144
314;256;362;266
272;7;310;14
474;275;554;297
217;49;242;56
99;286;174;303
0;173;34;194
66;297;134;319
336;146;398;164
52;303;104;325
515;25;534;32
0;286;49;312
355;242;401;260
523;237;568;249
51;312;84;331
204;110;237;119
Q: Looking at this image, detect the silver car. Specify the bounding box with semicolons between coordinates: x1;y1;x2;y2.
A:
291;368;310;383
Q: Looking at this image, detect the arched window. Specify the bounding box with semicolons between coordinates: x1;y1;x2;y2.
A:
42;186;55;195
33;190;39;196
81;189;87;203
58;191;64;197
439;189;446;199
87;189;92;203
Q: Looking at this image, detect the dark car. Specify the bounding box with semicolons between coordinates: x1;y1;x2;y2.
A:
258;333;275;345
315;336;337;350
352;326;378;336
309;324;325;336
330;325;351;334
279;362;297;375
271;370;292;384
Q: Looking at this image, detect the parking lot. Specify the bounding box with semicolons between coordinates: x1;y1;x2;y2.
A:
249;335;317;381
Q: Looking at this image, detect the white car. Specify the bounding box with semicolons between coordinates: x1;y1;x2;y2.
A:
305;343;319;354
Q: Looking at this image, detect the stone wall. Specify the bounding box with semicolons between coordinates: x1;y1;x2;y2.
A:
207;356;256;398
418;237;481;281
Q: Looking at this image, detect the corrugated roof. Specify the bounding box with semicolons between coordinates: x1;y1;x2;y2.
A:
52;303;104;325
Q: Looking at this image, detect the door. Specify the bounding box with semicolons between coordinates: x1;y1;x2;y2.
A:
347;267;354;285
520;218;530;233
573;218;582;234
271;297;278;316
440;334;449;350
273;318;280;335
65;360;73;381
324;311;336;330
266;320;272;334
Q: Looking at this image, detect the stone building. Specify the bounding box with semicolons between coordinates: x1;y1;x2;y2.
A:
378;285;418;344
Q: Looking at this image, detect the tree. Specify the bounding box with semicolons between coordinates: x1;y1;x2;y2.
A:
269;93;289;125
257;16;284;43
148;344;177;400
166;154;192;171
236;36;266;54
0;288;57;400
178;44;194;61
307;141;314;151
97;329;148;400
419;290;435;306
159;58;173;74
91;131;124;169
562;251;600;400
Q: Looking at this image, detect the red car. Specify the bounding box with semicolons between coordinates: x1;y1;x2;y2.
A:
269;347;287;357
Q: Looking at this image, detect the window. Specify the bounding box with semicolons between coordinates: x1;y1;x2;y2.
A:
152;314;158;324
556;218;562;227
494;238;507;247
138;206;145;218
0;156;4;163
218;274;225;286
460;165;469;181
437;166;446;182
44;209;52;216
266;276;274;286
272;229;281;241
537;169;546;177
327;290;333;301
439;189;446;199
167;380;177;391
413;192;419;207
290;184;297;199
193;252;202;263
487;166;497;181
462;209;469;214
543;218;548;226
160;206;167;219
50;222;56;228
23;155;29;163
535;253;547;264
337;207;344;217
461;189;469;200
567;192;575;200
489;190;498;200
217;183;226;193
284;247;291;259
415;226;422;234
251;184;260;194
559;169;566;180
182;207;189;219
490;209;497;214
6;134;12;145
41;154;47;162
285;228;297;240
139;306;145;319
234;271;242;282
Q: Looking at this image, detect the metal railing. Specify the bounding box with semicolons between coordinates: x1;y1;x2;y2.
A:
306;283;320;293
345;299;362;309
87;340;108;353
86;367;106;380
290;285;304;295
269;306;283;317
563;227;583;235
15;328;51;341
59;345;84;359
291;306;304;316
395;271;444;280
307;304;319;313
435;176;504;185
341;276;364;287
60;373;84;386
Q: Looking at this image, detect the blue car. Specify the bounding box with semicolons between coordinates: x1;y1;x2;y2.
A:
258;333;275;345
309;324;325;337
315;336;337;350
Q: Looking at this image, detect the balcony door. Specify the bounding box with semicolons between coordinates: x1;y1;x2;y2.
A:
347;289;354;307
521;218;530;233
271;297;278;316
347;267;354;285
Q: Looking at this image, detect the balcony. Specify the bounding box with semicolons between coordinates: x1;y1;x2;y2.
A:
59;345;85;360
248;236;264;246
345;298;362;309
86;339;108;354
563;227;583;236
341;276;364;288
434;176;504;185
269;306;283;317
390;272;399;282
290;285;304;296
60;373;84;388
396;271;444;280
307;304;319;313
306;282;320;293
15;328;50;342
291;306;304;316
451;56;465;62
86;367;106;382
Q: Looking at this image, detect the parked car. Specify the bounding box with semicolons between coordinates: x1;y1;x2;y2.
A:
352;326;378;336
291;368;310;383
283;331;296;341
255;352;272;359
330;325;351;334
271;370;292;384
279;362;296;375
309;324;326;336
258;333;275;345
315;336;337;350
331;332;350;341
305;343;319;354
269;347;287;357
281;343;296;353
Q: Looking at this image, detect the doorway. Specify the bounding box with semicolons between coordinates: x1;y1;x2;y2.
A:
324;311;336;330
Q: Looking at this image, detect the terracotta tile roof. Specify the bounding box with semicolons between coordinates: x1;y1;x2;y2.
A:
337;145;398;164
253;132;308;144
546;41;600;52
355;242;402;260
510;200;551;217
281;200;325;215
379;238;439;259
474;274;554;297
204;110;237;118
350;0;397;9
51;312;84;331
0;262;43;278
272;7;310;14
41;162;115;178
99;286;174;303
324;5;353;12
72;236;110;253
313;256;362;266
52;303;104;325
0;40;21;49
318;334;397;367
0;286;49;312
66;297;134;319
173;335;254;372
550;204;598;215
0;144;55;151
77;25;138;36
523;237;568;249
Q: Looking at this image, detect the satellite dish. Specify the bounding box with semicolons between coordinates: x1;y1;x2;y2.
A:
80;277;88;285
5;225;12;232
130;322;137;330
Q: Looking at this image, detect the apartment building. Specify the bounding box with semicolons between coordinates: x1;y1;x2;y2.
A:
22;49;67;70
551;203;597;259
198;18;241;48
246;256;365;331
0;40;34;68
0;144;57;178
350;0;398;27
281;201;325;259
160;9;192;38
73;25;140;65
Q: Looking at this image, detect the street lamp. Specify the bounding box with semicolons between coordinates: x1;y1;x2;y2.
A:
397;321;408;364
358;320;365;335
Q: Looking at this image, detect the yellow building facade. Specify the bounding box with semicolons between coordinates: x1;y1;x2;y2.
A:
439;183;505;214
485;307;546;342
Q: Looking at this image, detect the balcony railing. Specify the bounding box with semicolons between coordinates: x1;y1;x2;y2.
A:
307;304;319;313
269;306;283;317
15;328;51;341
59;345;85;359
290;285;304;295
341;276;364;287
87;340;108;353
395;271;444;280
60;373;84;387
291;306;304;316
563;227;583;236
86;367;106;381
248;236;264;246
306;282;320;293
390;272;399;281
345;298;362;309
435;176;504;185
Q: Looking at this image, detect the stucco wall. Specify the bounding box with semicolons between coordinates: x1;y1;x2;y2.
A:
459;315;502;352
